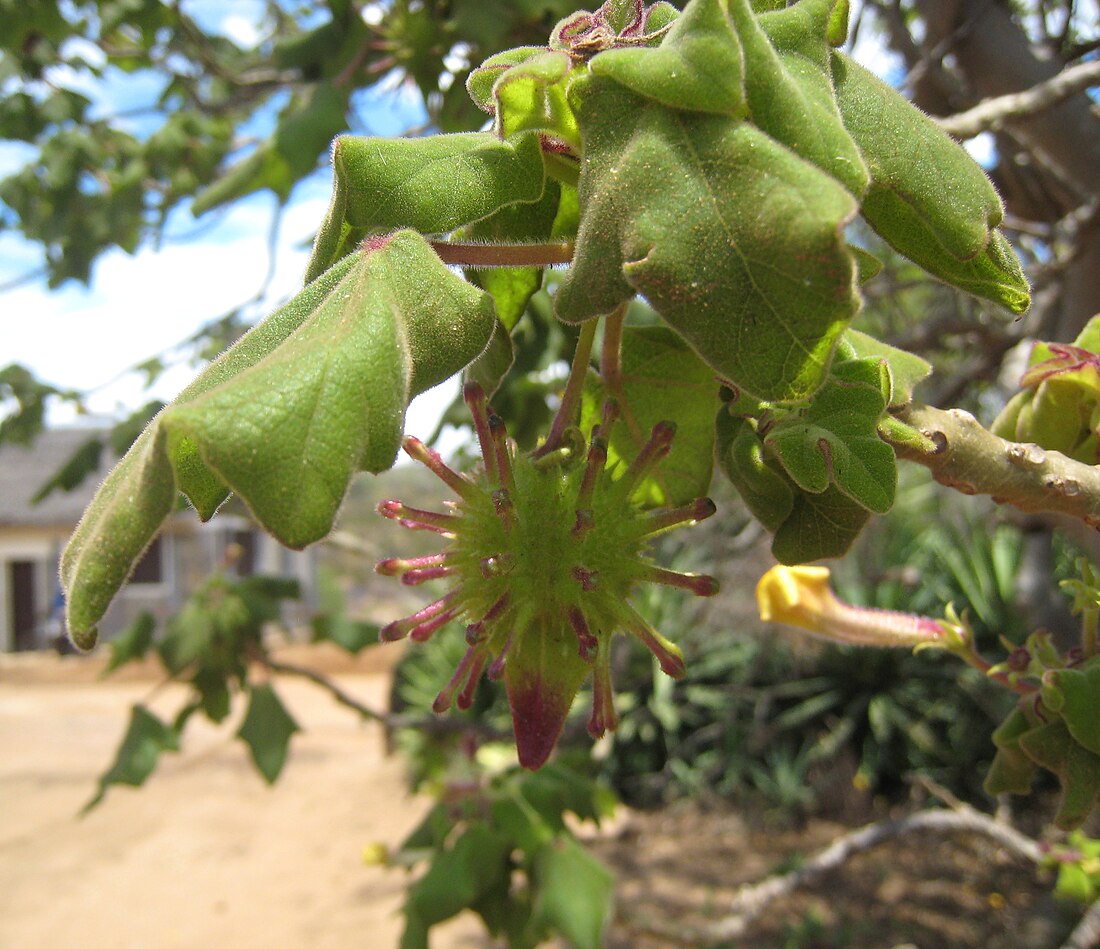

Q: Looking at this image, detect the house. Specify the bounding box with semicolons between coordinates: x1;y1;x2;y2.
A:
0;428;317;652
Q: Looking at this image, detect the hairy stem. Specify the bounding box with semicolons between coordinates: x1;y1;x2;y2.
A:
535;318;598;457
887;402;1100;527
430;239;575;268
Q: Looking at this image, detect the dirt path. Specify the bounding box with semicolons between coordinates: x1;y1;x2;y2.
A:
0;650;485;949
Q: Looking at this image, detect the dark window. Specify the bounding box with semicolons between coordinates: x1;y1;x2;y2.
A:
229;529;257;576
10;560;37;651
129;537;164;584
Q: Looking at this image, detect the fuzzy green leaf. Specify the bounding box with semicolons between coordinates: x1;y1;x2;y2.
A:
984;706;1038;796
306;131;546;280
467;46;548;112
842;328;931;405
716;411;794;532
1018;719;1100;830
771;485;871;564
735;0;867;196
83;704;179;813
62;232;496;648
591;0;746;115
765;358;896;513
556;74;859;402
832;54;1029;313
1054;664;1100;759
581;324;720;506
237;683;301;784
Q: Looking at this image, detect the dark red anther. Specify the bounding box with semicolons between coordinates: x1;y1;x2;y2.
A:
639;564;719;597
569;607;599;662
464;383;499;484
402;436;475;500
376;499;458;534
620;421;676;494
571;566;600;591
587;652;617;739
625;604;686;679
488;412;517;497
577;435;608;508
637;497;717;538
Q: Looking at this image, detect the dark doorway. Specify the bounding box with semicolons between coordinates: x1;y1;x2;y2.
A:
10;560;38;651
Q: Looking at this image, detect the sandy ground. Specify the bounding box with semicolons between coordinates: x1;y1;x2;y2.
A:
0;647;487;949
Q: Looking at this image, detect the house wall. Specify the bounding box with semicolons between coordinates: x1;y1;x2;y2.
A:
0;517;318;651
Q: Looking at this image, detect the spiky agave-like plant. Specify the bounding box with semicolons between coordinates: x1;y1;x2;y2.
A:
376;383;718;769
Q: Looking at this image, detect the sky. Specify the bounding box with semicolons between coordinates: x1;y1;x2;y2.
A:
0;0;463;440
0;1;913;438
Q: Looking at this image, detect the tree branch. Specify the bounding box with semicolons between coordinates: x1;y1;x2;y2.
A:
705;806;1043;942
938;60;1100;139
887;402;1100;528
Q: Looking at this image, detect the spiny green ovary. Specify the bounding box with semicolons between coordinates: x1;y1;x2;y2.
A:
452;451;649;628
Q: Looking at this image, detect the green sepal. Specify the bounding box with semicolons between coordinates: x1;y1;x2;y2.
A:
505;612;593;771
581;324;721;506
590;0;746;115
306;131;546;281
557;73;859;402
764;358;896;514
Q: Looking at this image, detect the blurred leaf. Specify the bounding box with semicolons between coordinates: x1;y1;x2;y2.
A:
83;704;179;813
530;834;614;949
401;824;512;941
1018;720;1100;830
237;683;301;784
29;436;103;504
101;612;156;677
311;613;380;654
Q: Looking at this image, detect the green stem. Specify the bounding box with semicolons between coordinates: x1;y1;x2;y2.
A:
535;318;598;458
430;240;575;268
1083;610;1099;659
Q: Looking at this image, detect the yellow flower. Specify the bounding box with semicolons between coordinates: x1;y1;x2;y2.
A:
756;565;944;648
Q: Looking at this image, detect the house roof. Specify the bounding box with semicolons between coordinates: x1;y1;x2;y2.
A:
0;428;117;528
